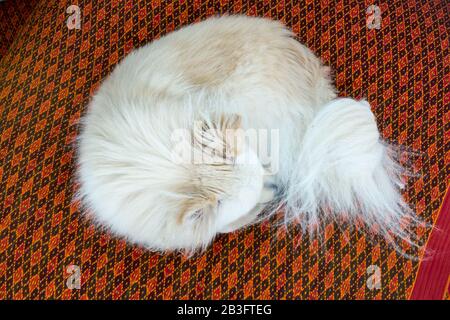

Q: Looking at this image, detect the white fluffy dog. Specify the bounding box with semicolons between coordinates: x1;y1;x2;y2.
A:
76;16;418;252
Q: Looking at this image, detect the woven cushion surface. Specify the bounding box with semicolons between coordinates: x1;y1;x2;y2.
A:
0;0;448;299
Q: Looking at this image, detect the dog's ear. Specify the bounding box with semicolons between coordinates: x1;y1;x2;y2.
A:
176;113;244;224
193;113;244;161
174;162;225;225
177;195;217;224
219;113;244;157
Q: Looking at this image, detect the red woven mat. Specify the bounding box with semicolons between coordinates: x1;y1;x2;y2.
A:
0;0;448;299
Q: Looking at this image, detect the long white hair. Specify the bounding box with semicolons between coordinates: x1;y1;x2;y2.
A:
279;98;425;255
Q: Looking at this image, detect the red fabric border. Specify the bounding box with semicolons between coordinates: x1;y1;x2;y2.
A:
410;187;450;300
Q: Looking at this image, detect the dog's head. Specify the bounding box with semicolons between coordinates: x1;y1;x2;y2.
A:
173;113;266;239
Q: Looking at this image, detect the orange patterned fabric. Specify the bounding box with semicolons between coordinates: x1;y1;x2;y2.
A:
0;0;448;299
0;0;40;57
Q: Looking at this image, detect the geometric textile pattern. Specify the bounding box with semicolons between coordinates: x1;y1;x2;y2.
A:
0;0;448;299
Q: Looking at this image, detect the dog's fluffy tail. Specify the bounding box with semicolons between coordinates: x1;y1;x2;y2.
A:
283;98;422;247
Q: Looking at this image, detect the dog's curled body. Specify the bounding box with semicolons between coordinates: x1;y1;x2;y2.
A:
77;16;417;252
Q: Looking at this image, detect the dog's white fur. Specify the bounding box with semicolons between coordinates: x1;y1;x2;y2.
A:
77;16;417;252
284;99;419;242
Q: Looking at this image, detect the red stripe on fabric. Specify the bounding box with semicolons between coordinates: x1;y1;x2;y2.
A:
411;187;450;300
